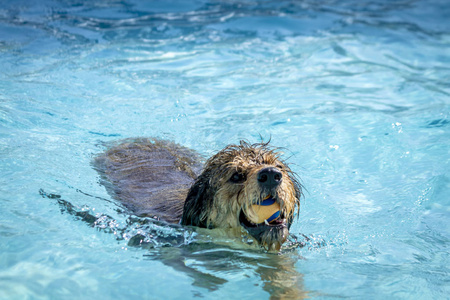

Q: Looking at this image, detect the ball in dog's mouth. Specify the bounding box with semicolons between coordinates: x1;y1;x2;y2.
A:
245;195;281;225
239;196;289;251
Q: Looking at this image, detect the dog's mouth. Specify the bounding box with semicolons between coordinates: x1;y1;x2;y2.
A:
239;210;286;228
239;202;289;252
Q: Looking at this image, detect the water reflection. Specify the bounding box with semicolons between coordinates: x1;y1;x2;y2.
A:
145;243;309;299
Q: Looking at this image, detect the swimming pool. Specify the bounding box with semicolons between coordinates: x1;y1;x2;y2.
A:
1;0;449;298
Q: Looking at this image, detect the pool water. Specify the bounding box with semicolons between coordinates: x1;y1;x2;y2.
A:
1;0;449;299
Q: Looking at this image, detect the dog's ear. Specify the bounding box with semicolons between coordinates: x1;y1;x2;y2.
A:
286;176;303;229
181;172;213;228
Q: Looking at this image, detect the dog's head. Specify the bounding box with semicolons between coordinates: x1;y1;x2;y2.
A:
181;141;302;251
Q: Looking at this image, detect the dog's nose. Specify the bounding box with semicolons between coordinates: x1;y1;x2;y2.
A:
257;167;282;188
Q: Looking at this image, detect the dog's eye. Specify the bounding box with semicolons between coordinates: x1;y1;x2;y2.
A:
230;172;245;183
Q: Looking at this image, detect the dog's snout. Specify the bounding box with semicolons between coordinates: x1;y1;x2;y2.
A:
257;167;282;188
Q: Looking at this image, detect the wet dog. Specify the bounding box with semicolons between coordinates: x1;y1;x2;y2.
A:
94;138;302;251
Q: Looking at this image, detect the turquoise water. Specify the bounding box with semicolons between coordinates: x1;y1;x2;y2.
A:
1;0;449;299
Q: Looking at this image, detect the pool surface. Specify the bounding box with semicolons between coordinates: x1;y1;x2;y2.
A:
1;0;449;299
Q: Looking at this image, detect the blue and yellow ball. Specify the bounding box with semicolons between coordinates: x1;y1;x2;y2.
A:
247;196;280;224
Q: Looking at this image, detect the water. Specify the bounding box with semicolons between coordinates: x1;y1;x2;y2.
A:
1;0;449;298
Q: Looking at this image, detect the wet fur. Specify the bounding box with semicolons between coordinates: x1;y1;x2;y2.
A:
94;138;302;251
94;138;203;223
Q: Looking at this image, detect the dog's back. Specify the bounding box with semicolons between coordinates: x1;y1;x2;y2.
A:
93;138;203;223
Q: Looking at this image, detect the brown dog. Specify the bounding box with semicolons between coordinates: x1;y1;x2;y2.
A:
94;138;302;251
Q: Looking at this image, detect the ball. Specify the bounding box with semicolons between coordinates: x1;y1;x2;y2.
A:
247;196;281;224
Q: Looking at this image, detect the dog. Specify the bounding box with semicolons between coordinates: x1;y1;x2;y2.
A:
94;138;302;252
